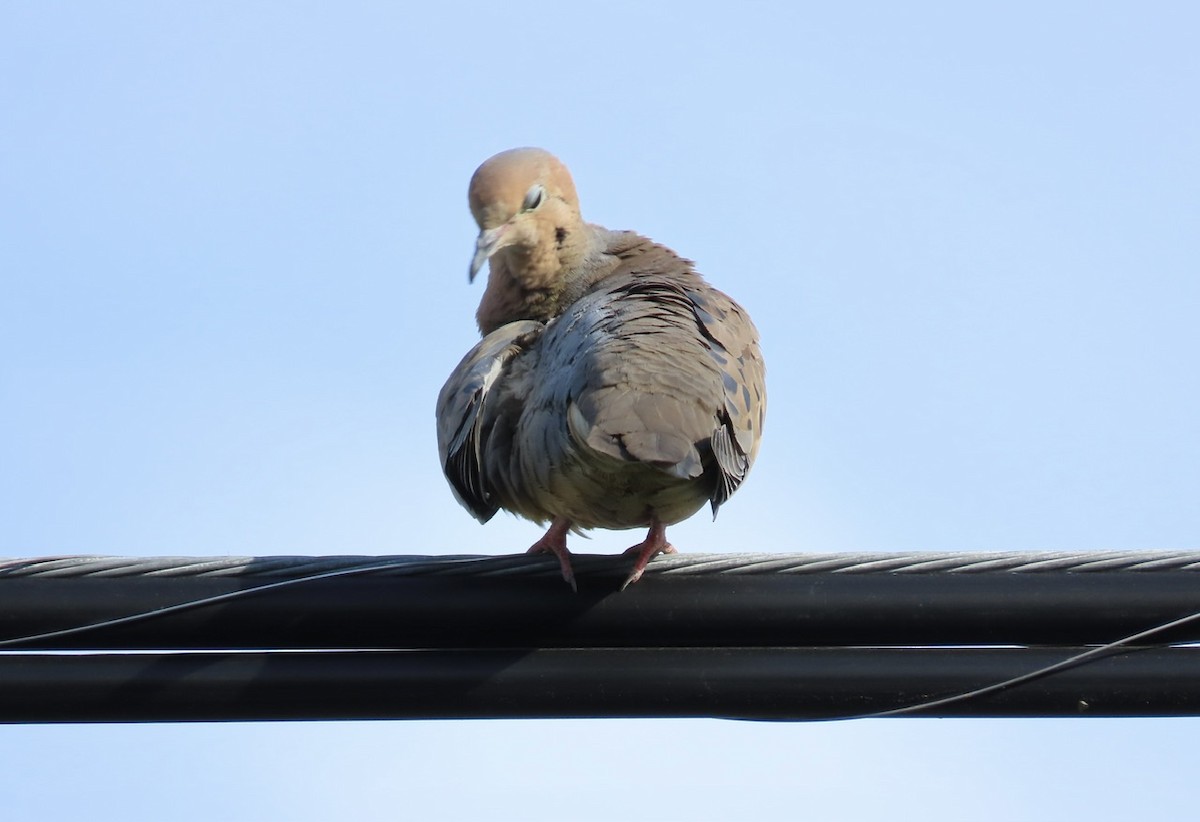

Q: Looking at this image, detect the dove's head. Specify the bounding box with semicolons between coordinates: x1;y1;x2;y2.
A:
467;148;582;283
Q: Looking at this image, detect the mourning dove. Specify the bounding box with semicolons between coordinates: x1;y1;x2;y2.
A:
437;148;766;589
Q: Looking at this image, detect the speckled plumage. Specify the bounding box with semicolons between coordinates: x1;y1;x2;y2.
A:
437;148;766;588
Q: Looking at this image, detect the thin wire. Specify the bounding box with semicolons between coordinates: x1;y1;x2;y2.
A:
0;556;490;648
831;609;1200;720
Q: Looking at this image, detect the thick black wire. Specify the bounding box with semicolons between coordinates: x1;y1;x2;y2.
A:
2;551;1198;721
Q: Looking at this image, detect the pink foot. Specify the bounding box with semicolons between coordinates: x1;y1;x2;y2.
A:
527;517;576;591
621;518;677;589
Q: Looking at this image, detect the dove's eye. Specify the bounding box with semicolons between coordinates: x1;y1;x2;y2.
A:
522;185;545;212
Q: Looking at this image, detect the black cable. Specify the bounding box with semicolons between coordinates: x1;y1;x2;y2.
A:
5;551;1200;650
2;550;1200;721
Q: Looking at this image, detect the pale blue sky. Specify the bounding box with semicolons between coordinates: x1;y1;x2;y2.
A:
2;3;1198;820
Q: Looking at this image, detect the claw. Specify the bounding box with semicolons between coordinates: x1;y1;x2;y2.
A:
527;517;577;591
621;517;676;589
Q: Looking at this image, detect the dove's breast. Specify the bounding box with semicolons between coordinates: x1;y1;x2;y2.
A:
486;264;765;531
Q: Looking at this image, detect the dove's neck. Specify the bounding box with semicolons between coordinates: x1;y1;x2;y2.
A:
474;221;601;335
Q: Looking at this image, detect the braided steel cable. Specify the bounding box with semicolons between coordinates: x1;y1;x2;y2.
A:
3;549;1200;579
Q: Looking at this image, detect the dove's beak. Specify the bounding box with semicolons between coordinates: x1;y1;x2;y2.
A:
469;224;510;282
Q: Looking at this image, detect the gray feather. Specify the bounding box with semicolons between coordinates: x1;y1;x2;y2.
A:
435;320;544;522
437;228;765;532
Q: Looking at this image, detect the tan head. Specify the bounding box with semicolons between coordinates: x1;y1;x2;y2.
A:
466;148;583;282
